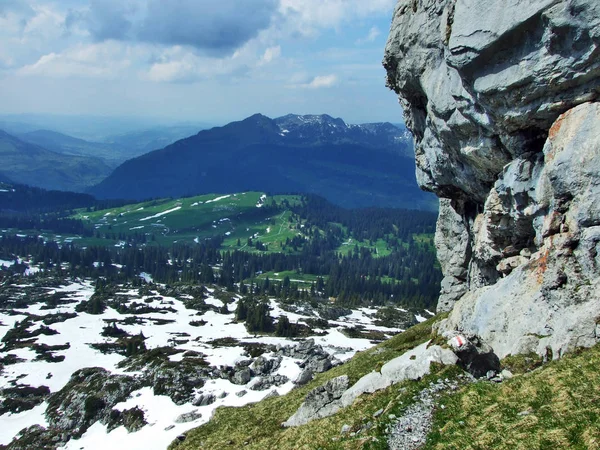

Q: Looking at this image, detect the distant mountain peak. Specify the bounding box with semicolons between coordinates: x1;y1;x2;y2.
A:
275;114;347;129
244;113;272;123
90;112;432;210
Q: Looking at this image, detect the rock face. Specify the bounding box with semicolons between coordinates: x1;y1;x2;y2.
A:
384;0;600;358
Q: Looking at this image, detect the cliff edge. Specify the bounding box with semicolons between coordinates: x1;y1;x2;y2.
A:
384;0;600;358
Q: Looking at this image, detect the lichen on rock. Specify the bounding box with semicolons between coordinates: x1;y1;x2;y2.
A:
384;0;600;358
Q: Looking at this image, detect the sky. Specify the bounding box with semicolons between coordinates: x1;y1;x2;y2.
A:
0;0;404;126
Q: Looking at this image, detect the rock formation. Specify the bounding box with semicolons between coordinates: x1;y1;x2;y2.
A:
384;0;600;358
282;343;457;427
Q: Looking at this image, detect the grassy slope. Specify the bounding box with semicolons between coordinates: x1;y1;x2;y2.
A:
171;316;600;450
70;192;304;249
426;345;600;449
67;193;425;261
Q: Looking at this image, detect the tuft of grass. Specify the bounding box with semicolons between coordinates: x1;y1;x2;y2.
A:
169;315;442;450
425;344;600;450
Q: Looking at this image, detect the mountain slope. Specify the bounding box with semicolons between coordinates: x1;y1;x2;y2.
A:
0;130;113;192
103;125;206;157
17;130;122;166
19;125;207;165
90;114;436;210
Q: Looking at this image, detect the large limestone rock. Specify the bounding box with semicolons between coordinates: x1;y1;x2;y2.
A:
282;375;349;427
384;0;600;358
282;343;457;427
340;342;457;407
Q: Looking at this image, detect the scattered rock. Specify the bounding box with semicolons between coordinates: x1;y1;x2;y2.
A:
175;410;202;424
501;369;514;380
192;394;216;406
279;339;335;374
249;374;289;391
293;369;314;386
46;367;144;439
263;390;279;400
250;356;281;376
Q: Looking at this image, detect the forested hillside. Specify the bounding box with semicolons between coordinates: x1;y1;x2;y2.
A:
0;192;441;310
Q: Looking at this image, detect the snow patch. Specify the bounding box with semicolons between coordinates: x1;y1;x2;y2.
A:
205;195;231;204
139;206;182;222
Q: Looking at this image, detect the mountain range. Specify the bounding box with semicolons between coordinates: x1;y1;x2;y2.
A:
91;114;436;210
17;125;204;166
0;130;112;192
17;130;124;167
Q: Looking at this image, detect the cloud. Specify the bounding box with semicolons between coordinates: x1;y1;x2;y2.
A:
278;0;395;36
356;26;381;44
67;0;278;56
291;74;338;89
307;74;338;88
17;42;132;78
0;3;68;70
80;0;134;41
144;44;261;83
0;0;36;35
0;0;34;18
260;46;281;65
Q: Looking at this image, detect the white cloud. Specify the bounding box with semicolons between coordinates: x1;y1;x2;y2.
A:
308;74;338;88
260;45;281;64
146;58;195;83
356;26;381;44
278;0;394;36
290;74;339;89
144;43;260;83
0;2;68;70
18;42;132;78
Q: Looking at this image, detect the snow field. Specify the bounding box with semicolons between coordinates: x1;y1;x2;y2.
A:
0;279;410;448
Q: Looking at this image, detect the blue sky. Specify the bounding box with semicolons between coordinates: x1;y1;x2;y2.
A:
0;0;403;125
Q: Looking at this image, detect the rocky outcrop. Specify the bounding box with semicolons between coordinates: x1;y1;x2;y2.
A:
282;343;457;427
282;375;349;427
340;343;457;408
277;338;341;374
0;384;50;416
3;367;148;447
384;0;600;358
